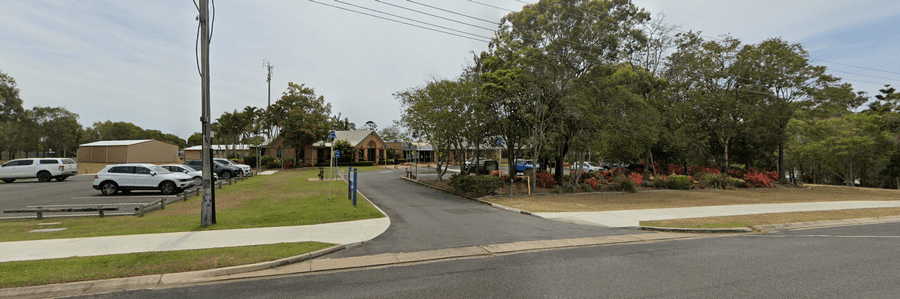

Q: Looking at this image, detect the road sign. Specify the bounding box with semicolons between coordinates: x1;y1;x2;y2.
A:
496;136;504;145
334;150;341;159
329;130;337;139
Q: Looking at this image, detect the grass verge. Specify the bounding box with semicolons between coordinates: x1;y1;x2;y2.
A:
485;185;900;213
640;207;900;229
0;168;384;242
0;241;333;288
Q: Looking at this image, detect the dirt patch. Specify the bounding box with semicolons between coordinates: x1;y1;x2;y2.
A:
485;185;900;212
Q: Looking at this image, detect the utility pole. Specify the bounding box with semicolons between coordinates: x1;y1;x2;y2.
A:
199;0;215;226
265;61;273;107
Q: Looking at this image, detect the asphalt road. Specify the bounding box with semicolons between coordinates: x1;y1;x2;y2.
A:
84;222;900;298
0;174;194;218
330;168;641;258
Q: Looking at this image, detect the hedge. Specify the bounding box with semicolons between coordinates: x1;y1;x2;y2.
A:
448;174;504;197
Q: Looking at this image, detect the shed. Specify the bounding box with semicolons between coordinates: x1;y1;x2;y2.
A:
77;139;179;163
183;144;252;161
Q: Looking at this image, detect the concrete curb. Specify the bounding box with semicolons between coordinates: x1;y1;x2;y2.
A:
753;215;900;232
639;226;754;233
198;243;350;278
400;177;545;219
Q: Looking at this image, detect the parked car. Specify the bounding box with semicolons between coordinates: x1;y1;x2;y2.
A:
570;161;605;173
184;159;241;179
161;164;217;186
93;164;194;195
514;159;540;175
464;157;498;174
0;158;78;183
213;158;252;176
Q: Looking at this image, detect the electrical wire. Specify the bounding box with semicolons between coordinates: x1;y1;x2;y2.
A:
309;0;490;43
209;0;215;42
407;0;497;24
194;0;202;77
375;0;495;32
468;0;516;12
333;0;491;40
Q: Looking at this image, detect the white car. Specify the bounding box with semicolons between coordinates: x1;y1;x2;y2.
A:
93;164;194;196
214;158;252;176
570;161;605;173
161;164;217;186
0;158;78;183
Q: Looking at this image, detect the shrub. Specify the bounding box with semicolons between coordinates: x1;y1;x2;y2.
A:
647;175;668;188
743;169;774;188
585;178;600;190
581;183;594;192
449;174;504;196
227;153;238;159
284;161;295;169
265;161;279;169
396;159;407;164
667;175;692;190
284;157;295;165
608;175;638;193
535;172;557;188
261;156;275;166
629;172;644;186
666;163;686;175
700;172;732;189
243;155;258;167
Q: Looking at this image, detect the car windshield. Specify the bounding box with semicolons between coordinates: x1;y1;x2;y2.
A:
149;166;171;174
587;162;599;167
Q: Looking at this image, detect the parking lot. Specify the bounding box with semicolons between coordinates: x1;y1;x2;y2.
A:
0;175;197;219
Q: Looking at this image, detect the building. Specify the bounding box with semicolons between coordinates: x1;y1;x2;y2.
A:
77;139;179;163
183;144;253;161
257;130;389;166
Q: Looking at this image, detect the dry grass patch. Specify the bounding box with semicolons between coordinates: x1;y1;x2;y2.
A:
485;185;900;213
641;207;900;229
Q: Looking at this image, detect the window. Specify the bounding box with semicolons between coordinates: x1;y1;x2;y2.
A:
135;167;151;175
109;166;133;173
62;159;76;164
40;159;59;164
18;160;34;166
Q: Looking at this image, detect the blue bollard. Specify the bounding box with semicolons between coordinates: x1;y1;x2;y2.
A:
352;168;358;206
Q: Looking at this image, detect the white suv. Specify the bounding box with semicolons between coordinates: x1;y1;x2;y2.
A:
93;164;194;195
0;158;79;183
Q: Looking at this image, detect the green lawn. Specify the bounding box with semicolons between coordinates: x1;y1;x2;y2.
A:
0;168;384;288
0;169;384;242
0;242;332;288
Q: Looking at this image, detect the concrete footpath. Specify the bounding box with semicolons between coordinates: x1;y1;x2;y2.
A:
534;200;900;227
0;218;390;263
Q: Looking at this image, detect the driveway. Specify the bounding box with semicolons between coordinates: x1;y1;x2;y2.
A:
330;168;644;258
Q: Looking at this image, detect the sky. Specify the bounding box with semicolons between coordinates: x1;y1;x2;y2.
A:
2;0;899;142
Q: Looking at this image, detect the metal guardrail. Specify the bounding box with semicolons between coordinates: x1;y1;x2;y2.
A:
3;206;120;219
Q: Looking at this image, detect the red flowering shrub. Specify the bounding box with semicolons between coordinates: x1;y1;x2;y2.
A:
667;164;685;175
284;162;294;169
743;169;773;188
629;172;643;186
689;165;720;176
585;178;600;190
727;169;743;179
490;170;501;176
766;171;780;182
535;172;557;188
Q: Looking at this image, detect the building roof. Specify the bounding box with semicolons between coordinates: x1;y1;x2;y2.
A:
312;130;381;147
184;144;252;151
79;139;154;147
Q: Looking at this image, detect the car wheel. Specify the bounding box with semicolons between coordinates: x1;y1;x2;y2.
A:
2;179;14;183
192;176;202;186
37;171;52;182
221;171;232;179
160;181;177;195
100;182;118;196
55;176;68;182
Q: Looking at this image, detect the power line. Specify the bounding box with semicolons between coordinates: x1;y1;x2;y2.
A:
815;59;900;76
468;0;516;12
333;0;491;40
407;0;497;24
826;69;899;82
308;0;490;43
375;0;495;32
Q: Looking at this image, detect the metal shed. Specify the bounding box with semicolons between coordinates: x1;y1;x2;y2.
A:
77;139;179;163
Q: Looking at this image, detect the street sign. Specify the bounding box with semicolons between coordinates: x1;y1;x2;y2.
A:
334;150;341;159
329;130;336;139
496;136;504;145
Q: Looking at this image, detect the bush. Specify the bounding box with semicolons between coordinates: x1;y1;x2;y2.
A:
535;173;557;188
284;157;295;165
629;172;644;186
744;169;774;188
265;161;279;169
585;178;600;190
667;175;692;190
227;153;238;159
448;174;504;197
608;175;638;193
261;156;275;166
581;183;594;192
396;159;407;164
230;158;241;164
243;155;258;167
284;161;295;169
700;172;733;189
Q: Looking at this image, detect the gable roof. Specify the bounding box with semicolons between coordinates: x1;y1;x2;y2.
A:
184;144;252;151
79;139;154;147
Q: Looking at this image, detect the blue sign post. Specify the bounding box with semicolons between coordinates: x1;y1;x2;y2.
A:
334;150;340;159
352;168;358;206
347;166;352;200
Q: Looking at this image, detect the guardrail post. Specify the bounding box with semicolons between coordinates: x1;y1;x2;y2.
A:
138;205;145;217
98;205;105;217
160;198;166;209
36;211;43;220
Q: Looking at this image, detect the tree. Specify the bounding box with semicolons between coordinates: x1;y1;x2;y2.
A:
0;71;27;158
275;82;332;164
362;121;377;131
31;106;81;157
378;121;407;141
188;132;203;147
490;0;651;180
330;112;356;131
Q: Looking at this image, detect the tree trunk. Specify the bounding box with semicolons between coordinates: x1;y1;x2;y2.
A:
778;143;786;183
643;147;651;181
